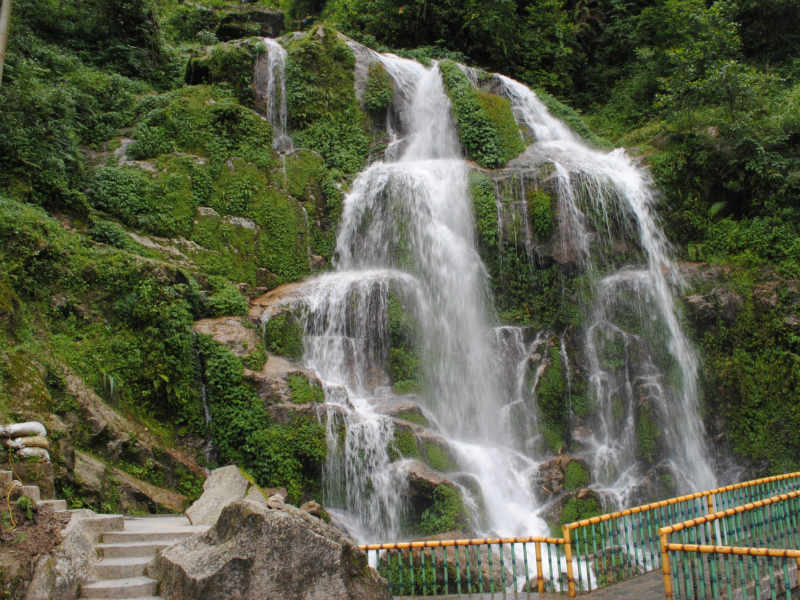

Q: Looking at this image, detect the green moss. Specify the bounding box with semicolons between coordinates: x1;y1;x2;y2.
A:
285;149;326;200
439;61;523;168
392;379;421;394
128;85;274;169
419;484;469;535
469;171;498;249
636;404;659;465
395;409;429;427
288;373;324;404
388;429;419;460
476;90;525;163
197;335;326;504
527;189;554;239
564;461;590;491
263;313;304;361
364;62;394;113
536;346;567;448
421;441;458;472
559;495;602;526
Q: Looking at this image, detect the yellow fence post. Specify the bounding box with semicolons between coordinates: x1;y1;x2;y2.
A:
535;541;544;594
660;531;674;600
562;525;576;597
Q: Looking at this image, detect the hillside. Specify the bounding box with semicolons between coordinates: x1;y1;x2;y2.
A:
0;0;798;585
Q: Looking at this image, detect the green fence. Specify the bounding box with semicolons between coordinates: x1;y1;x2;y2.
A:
660;491;800;599
361;536;568;596
359;472;800;597
561;473;800;596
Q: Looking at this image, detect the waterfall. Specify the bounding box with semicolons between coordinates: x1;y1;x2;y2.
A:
275;48;715;543
495;75;716;500
254;38;292;152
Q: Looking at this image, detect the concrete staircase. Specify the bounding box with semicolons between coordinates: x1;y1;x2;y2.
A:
2;469;208;599
0;468;68;512
79;515;209;600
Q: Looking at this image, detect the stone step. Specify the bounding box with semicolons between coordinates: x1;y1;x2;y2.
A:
80;576;158;598
102;527;205;544
21;485;40;502
97;541;173;558
0;470;11;485
79;597;161;600
91;556;152;580
37;499;68;511
82;514;126;538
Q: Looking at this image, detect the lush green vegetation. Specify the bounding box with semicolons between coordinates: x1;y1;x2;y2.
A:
439;61;524;168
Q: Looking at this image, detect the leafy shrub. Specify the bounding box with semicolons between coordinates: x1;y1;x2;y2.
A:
419;485;468;535
88;219;133;250
288;373;324;404
285;26;370;174
364;62;393;113
527;189;554;239
263;313;304;361
563;461;589;491
205;276;248;317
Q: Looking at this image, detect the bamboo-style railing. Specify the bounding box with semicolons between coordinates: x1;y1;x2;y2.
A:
359;472;800;597
660;490;800;599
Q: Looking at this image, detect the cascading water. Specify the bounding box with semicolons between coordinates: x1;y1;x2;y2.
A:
265;45;716;549
254;38;291;152
494;75;716;501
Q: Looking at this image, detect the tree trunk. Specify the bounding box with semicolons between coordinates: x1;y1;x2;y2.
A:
0;0;12;87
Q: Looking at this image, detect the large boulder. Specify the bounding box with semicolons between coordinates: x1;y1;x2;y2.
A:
185;465;250;526
155;500;391;600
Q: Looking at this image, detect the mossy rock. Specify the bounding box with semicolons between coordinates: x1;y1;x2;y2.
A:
439;61;524;168
420;438;459;473
285;26;370;174
216;9;285;42
185;41;261;105
636;402;660;465
387;426;419;461
563;460;590;491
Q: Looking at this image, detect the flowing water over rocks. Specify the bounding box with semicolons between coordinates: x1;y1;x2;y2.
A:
258;49;716;545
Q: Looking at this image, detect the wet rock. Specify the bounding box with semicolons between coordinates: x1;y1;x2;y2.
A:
156;500;391;600
248;281;311;321
685;287;742;324
534;455;590;499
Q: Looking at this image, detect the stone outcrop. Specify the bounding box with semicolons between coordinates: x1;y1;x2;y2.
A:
73;450;188;513
193;317;262;358
185;465;250;526
155;500;391;600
